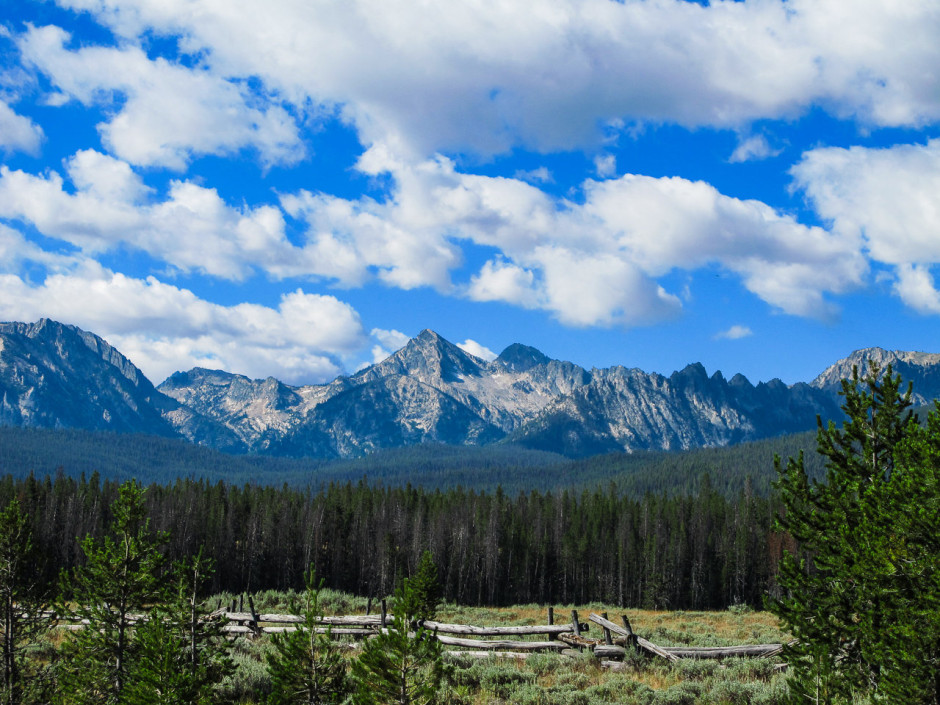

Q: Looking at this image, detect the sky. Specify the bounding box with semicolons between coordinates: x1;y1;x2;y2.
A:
1;0;939;388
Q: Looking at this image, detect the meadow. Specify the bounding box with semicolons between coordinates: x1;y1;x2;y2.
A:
214;587;792;704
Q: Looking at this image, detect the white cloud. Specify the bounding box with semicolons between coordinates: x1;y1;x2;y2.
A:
0;150;303;280
513;166;553;184
792;139;940;312
0;100;43;155
45;0;940;159
594;154;616;177
0;258;367;384
17;24;303;169
279;147;867;326
457;339;496;361
714;325;753;340
369;327;411;363
894;264;940;315
729;135;780;163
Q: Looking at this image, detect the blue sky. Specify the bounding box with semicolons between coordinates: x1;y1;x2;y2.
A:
1;0;939;387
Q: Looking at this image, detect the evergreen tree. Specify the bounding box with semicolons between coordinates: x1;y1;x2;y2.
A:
56;481;168;705
265;566;349;705
396;550;441;624
772;363;940;703
0;499;53;705
350;573;444;705
123;550;233;705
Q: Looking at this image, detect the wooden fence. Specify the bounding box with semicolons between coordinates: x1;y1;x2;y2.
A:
208;603;787;665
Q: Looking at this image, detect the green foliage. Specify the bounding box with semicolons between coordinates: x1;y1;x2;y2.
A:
123;550;233;705
55;480;169;705
350;579;445;705
265;567;349;705
396;550;441;624
772;363;940;704
0;499;53;705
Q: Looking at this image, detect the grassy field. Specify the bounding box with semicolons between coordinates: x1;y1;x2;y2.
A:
217;589;793;704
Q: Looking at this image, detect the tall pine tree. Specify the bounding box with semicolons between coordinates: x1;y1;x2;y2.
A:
265;566;349;705
772;362;939;704
0;499;53;705
124;550;233;705
56;481;168;705
351;567;445;705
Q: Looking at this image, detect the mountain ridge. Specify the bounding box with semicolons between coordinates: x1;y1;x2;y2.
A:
3;318;939;460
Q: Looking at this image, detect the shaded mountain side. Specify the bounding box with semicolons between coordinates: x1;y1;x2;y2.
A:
0;320;245;451
0;424;824;497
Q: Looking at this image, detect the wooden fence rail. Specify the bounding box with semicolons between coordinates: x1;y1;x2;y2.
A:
54;606;787;664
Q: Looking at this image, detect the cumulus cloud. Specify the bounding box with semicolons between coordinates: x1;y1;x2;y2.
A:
792;139;940;312
369;327;411;363
729;135;780;163
0;150;304;280
457;339;497;361
282;149;865;326
0;258;367;384
45;0;940;158
0;100;43;154
17;25;303;169
714;325;753;340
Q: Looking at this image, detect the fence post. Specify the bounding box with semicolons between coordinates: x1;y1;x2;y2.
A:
381;599;387;629
548;607;555;641
601;612;613;645
621;614;638;652
570;610;581;637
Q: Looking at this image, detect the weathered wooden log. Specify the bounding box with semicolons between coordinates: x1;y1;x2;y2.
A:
587;613;678;662
444;650;532;661
255;627;376;636
421;620;578;636
434;634;569;652
557;633;601;648
662;644;784;659
594;645;626;659
225;612;384;626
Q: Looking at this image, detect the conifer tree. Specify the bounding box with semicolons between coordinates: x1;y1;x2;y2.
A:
265;566;349;705
351;570;444;705
123;550;233;705
396;550;441;624
0;499;53;705
56;481;168;705
772;363;940;703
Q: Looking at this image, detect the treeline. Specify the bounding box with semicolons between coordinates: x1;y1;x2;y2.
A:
3;471;786;609
0;424;824;497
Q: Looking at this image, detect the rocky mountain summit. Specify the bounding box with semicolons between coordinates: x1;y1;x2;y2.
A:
2;319;938;459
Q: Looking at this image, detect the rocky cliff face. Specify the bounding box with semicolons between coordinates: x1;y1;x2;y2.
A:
0;319;244;449
156;327;841;457
3;319;938;459
811;347;940;406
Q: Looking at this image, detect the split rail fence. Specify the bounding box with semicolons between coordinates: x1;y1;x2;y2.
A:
55;596;788;666
193;599;789;666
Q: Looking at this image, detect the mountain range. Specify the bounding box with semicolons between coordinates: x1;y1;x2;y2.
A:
2;318;938;459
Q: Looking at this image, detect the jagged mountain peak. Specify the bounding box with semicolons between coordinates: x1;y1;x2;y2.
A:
811;346;940;405
7;317;940;461
357;329;486;384
495;343;552;372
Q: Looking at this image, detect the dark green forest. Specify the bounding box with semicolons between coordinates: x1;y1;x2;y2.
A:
1;470;783;610
0;425;826;496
